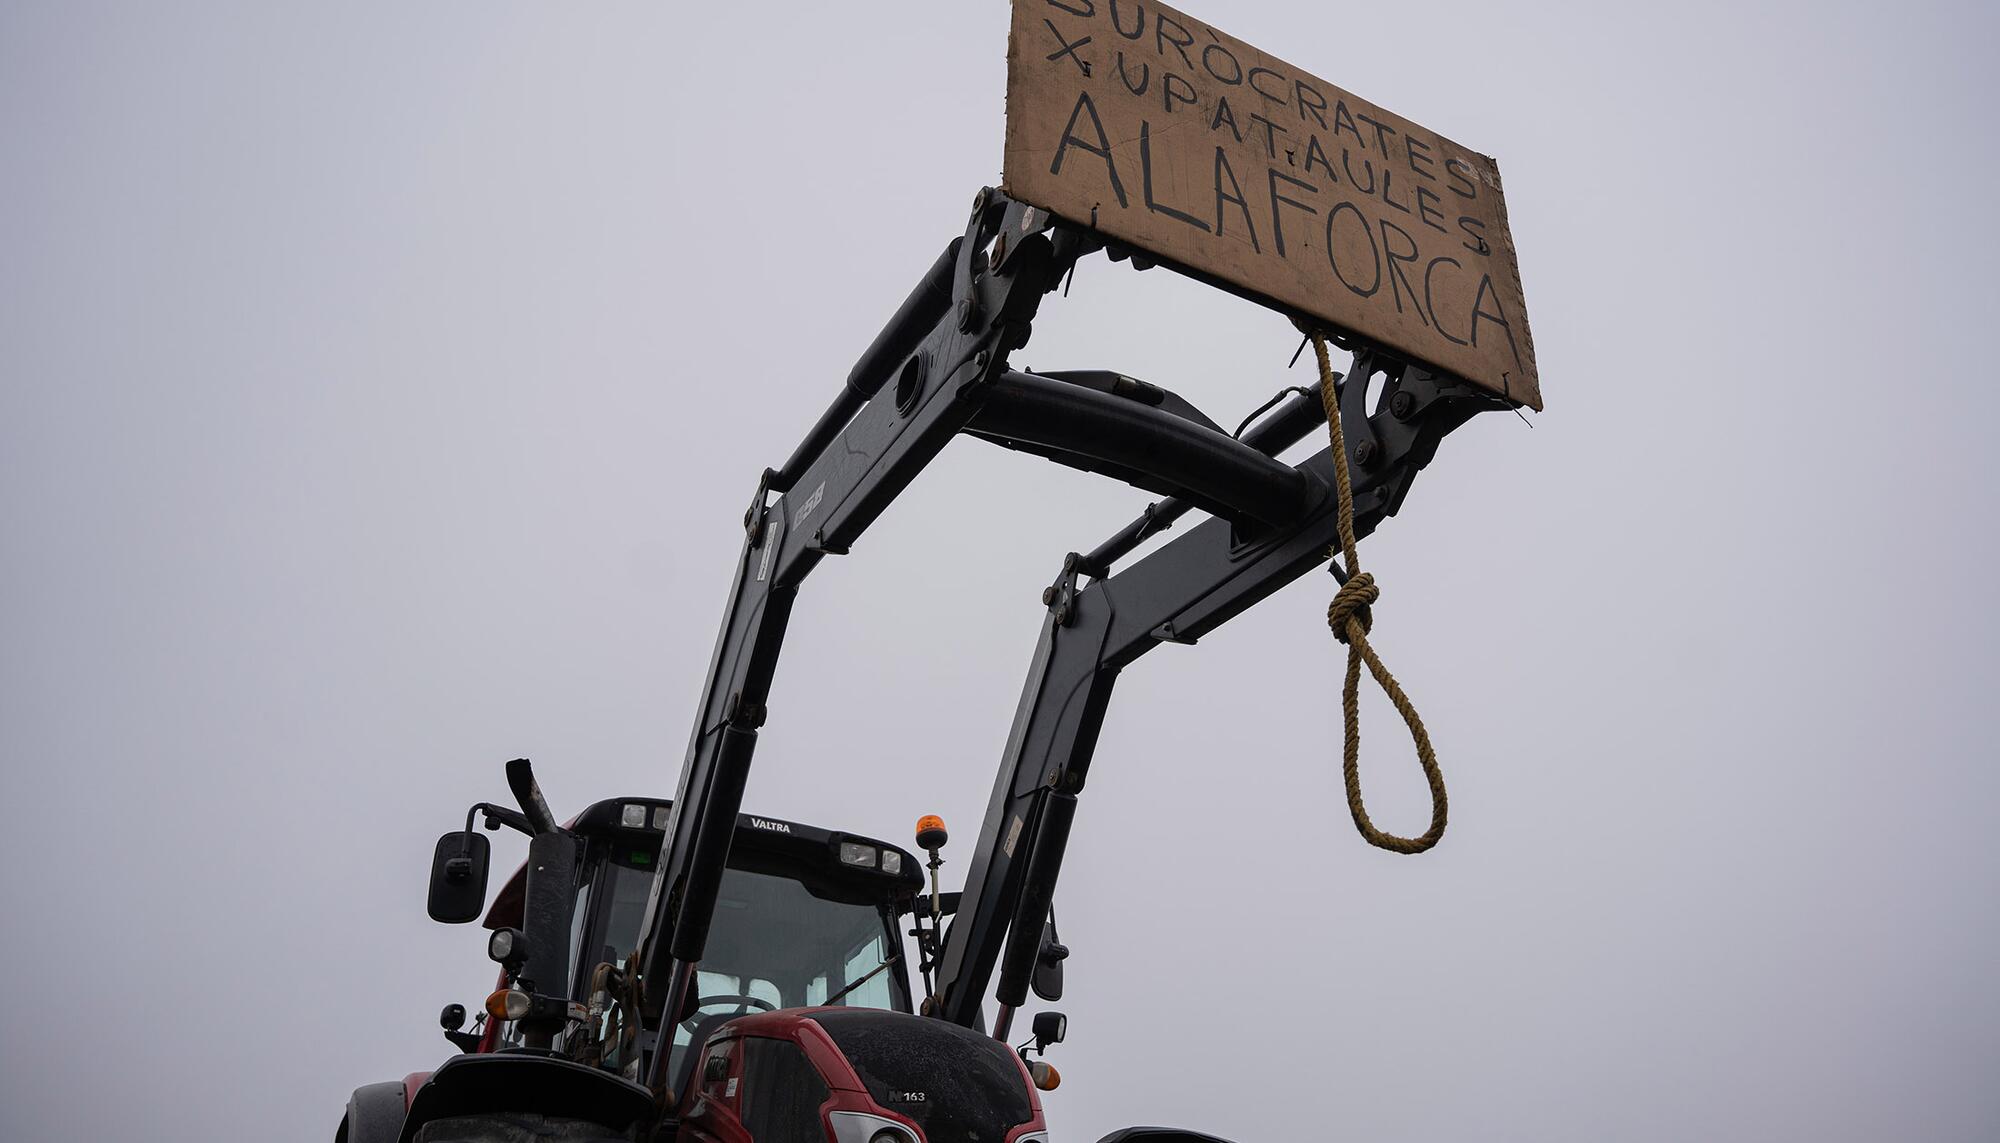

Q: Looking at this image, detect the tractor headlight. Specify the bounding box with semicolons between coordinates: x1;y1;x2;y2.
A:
838;841;878;869
827;1112;916;1143
879;849;903;875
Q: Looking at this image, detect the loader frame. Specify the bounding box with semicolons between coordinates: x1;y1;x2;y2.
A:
632;188;1514;1089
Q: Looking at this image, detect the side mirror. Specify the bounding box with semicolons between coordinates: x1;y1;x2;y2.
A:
1031;920;1068;1002
427;830;491;923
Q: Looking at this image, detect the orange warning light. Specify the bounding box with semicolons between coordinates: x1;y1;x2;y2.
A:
915;814;948;851
1029;1060;1061;1091
485;989;529;1021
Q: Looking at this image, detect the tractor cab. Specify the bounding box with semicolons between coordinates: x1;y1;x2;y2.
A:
349;760;1050;1143
409;759;924;1130
473;795;924;1085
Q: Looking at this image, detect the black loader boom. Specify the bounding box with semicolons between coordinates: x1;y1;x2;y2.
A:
339;4;1538;1136
341;190;1515;1143
634;188;1510;1074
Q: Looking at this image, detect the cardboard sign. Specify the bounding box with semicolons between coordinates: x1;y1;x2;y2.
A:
1003;0;1541;409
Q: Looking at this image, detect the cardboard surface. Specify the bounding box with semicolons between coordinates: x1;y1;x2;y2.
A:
1003;0;1541;409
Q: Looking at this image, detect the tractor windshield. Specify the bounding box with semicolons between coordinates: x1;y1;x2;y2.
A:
573;852;902;1013
475;799;919;1074
570;842;907;1086
700;865;899;1009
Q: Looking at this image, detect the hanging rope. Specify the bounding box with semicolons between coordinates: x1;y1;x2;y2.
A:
1308;332;1448;854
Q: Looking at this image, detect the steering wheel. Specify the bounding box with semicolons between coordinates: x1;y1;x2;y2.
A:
680;993;776;1031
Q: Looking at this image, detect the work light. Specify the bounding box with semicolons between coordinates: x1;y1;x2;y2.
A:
487;927;528;968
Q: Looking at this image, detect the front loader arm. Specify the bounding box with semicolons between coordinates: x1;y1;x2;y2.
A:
632;191;1067;1089
933;348;1504;1030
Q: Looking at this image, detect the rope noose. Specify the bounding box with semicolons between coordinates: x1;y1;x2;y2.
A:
1310;332;1448;854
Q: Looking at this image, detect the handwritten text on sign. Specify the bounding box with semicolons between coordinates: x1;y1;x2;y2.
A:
1002;0;1540;409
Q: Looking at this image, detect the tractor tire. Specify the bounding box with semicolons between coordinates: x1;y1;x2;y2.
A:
410;1113;636;1143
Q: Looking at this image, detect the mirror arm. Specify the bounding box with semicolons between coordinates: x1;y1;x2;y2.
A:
468;802;534;839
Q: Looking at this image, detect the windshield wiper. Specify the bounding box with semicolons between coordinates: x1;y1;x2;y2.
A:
822;953;897;1007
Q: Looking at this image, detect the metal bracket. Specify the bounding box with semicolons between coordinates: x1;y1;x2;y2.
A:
1040;555;1081;627
955;188;1058;342
742;467;777;541
722;691;766;730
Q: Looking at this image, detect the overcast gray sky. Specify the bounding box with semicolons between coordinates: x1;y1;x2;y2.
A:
3;2;1996;1140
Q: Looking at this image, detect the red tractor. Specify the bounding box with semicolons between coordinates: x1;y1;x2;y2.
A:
340;762;1060;1143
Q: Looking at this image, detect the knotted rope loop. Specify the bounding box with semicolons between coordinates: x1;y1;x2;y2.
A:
1305;330;1448;855
1326;571;1378;645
